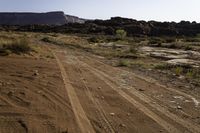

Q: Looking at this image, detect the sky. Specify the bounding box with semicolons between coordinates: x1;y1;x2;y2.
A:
0;0;199;22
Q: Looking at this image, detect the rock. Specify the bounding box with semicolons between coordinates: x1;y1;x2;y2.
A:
192;98;200;107
177;106;182;110
119;123;126;128
167;59;200;68
127;113;131;116
173;96;184;100
37;91;42;94
98;87;101;90
33;70;39;76
110;113;115;116
101;96;105;100
178;76;185;80
6;82;11;85
138;88;145;91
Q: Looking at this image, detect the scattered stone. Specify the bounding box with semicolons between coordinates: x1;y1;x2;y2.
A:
177;106;182;110
37;91;42;94
127;113;131;116
173;96;184;100
192;98;200;107
138;88;145;91
119;123;126;128
184;100;191;103
6;82;11;85
178;76;185;80
33;70;39;76
110;113;115;116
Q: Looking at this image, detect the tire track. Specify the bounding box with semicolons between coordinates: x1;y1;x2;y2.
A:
51;50;95;133
74;58;115;133
38;87;72;111
78;60;181;133
83;56;199;103
0;112;53;119
80;60;200;133
0;95;27;111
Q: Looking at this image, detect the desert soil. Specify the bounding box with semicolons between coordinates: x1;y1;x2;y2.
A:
0;39;200;133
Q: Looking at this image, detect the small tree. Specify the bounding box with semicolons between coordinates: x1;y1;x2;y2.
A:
116;29;127;40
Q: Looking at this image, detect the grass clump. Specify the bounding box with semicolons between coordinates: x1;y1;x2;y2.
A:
117;60;130;67
88;36;105;43
154;63;172;70
129;46;138;54
148;38;163;45
0;38;32;55
174;67;183;76
41;37;52;43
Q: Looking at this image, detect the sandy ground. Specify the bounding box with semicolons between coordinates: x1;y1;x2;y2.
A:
0;39;200;133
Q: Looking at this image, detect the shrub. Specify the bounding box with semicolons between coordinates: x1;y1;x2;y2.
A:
148;38;163;45
129;46;138;54
0;38;32;55
154;63;172;70
117;60;130;67
87;36;104;43
41;37;51;43
174;67;183;76
116;29;127;40
186;70;194;79
165;38;176;43
185;38;200;42
184;45;192;50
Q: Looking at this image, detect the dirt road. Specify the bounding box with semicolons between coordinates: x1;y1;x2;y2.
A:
0;42;200;133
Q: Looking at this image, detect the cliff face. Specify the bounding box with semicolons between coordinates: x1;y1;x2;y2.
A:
1;14;200;36
0;11;85;25
65;15;85;24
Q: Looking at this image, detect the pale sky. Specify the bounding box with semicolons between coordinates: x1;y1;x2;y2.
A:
0;0;199;22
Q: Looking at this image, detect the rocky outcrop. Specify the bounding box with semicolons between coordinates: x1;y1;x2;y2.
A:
65;15;85;24
1;14;200;36
0;11;85;25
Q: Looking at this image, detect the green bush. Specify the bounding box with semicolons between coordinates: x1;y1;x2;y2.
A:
117;60;130;67
116;29;127;40
174;67;183;76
